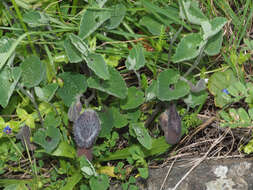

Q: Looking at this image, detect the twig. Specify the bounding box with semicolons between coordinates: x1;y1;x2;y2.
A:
172;128;229;190
159;158;177;190
183;116;216;144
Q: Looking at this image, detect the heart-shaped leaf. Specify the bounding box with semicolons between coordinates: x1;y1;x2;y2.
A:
140;16;163;35
63;35;83;63
0;36;23;70
120;86;145;110
87;66;127;99
33;125;61;153
111;107;128;128
126;109;141;123
35;83;58;102
201;17;227;40
16;107;35;128
89;174;109;190
179;0;208;25
20;55;46;88
157;69;190;101
23;11;49;27
86;53;110;80
204;31;223;56
44;112;61;128
98;108;114;138
52;141;76;159
105;4;126;29
79;9;111;39
172;33;204;63
57;72;87;107
0;67;21;108
184;91;208;108
130;122;152;150
125;45;146;71
145;80;157;101
69;34;89;57
208;69;238;107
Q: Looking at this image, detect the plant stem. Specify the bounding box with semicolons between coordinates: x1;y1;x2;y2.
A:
10;0;37;55
184;42;207;78
18;84;44;127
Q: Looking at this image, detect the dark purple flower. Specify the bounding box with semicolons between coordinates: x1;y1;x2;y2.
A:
3;126;12;134
222;89;229;95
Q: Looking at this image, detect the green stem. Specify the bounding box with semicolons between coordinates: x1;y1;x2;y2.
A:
71;0;79;15
10;0;37;55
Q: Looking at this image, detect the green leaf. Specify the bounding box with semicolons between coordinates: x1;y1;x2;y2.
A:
120;86;145;110
111;107;128;128
44;112;61;128
89;174;109;190
248;108;253;120
243;139;253;154
20;55;46;88
126;109;141;123
33;125;61;153
16;107;35;128
63;35;83;63
98;108;114;137
208;69;238;108
0;179;31;188
219;110;231;122
157;69;190;101
142;0;187;30
3;184;28;190
87;66;127;99
138;168;149;179
35;83;58;102
244;38;253;50
125;45;146;71
52;141;76;159
139;16;163;35
86;53;110;80
0;37;17;70
179;0;208;25
229;108;238;121
79;9;111;39
231;82;247;96
105;55;121;67
105;4;126;29
131;123;152;150
99;136;170;161
79;156;97;177
57;72;87;107
172;33;204;63
0;67;21;108
69;33;89;57
238;108;250;123
23;11;49;27
204;31;223;56
183;91;208;108
145;80;157;101
61;172;82;190
201;17;227;40
96;0;108;8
